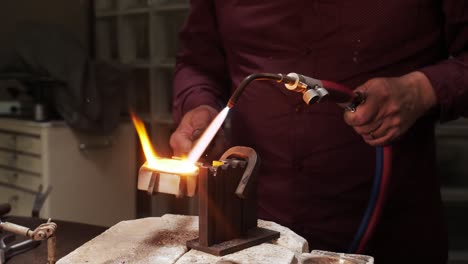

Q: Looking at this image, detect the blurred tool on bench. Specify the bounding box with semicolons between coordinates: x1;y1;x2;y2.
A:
0;203;57;264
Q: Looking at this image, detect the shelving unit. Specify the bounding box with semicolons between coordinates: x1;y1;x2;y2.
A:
436;118;468;264
95;0;189;131
94;0;190;217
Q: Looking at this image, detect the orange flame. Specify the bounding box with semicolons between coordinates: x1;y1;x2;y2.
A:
131;112;198;175
131;112;158;166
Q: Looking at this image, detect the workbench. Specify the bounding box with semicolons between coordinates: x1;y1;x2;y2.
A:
2;216;106;264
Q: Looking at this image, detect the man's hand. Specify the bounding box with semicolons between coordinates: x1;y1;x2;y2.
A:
344;71;437;146
170;105;226;160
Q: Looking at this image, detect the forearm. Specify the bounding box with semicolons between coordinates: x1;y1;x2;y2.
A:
405;71;437;114
419;53;468;122
418;0;468;122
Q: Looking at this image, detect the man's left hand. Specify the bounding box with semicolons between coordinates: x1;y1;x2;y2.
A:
343;71;437;146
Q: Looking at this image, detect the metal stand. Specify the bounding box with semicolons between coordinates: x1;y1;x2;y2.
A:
186;147;280;256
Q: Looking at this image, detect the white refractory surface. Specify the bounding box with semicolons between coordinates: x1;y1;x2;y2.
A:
57;215;199;264
176;243;295;264
58;214;309;264
259;219;309;258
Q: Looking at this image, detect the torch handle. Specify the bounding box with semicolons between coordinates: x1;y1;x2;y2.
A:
0;222;30;237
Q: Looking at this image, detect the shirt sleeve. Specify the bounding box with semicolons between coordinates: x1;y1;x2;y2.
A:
419;0;468;122
172;0;229;124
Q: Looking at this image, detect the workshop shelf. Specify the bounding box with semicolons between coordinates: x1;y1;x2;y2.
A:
93;0;191;219
94;0;187;127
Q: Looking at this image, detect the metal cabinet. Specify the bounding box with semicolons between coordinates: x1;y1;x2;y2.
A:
436;118;468;263
0;118;136;227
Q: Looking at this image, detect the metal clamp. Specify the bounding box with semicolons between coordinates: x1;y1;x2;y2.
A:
219;146;259;199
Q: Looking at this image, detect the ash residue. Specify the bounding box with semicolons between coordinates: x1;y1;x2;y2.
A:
142;215;198;247
144;229;198;246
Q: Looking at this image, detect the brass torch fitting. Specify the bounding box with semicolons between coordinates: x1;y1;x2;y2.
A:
283;73;329;104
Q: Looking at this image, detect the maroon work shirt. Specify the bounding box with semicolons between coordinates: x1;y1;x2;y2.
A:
173;1;468;263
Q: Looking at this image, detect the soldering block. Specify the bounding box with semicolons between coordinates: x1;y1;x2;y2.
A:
137;162;198;197
259;219;309;258
176;243;296;264
57;215;199;264
58;215;310;264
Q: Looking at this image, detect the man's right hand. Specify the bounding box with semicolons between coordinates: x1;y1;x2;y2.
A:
170;105;226;160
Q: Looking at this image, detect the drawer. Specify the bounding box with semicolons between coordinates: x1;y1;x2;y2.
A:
0;185;35;217
0;132;16;150
0;167;42;191
0;131;41;155
0;150;42;174
16;135;41;155
0;150;15;167
16;154;42;174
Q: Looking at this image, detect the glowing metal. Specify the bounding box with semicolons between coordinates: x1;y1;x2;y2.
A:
146;158;198;175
